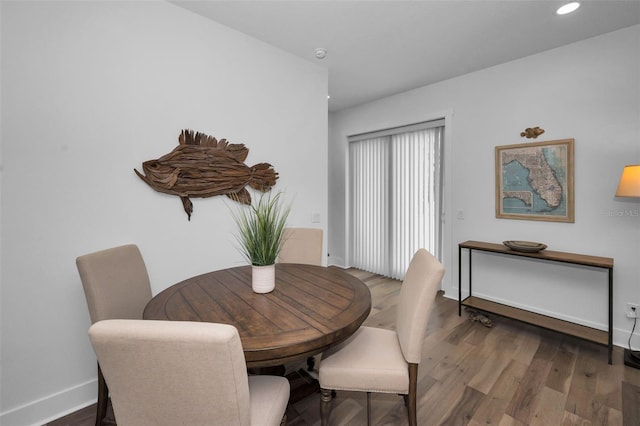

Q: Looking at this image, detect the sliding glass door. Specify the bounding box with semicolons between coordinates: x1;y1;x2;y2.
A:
349;122;443;280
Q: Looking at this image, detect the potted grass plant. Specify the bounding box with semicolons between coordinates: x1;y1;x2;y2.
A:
231;190;290;293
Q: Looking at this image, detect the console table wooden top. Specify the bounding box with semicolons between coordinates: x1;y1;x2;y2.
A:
459;240;613;269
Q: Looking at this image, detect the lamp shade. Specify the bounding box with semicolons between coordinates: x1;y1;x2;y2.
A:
615;164;640;197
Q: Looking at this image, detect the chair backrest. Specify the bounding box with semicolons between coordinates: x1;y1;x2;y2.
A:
76;244;152;324
395;248;445;364
278;227;323;265
89;320;251;426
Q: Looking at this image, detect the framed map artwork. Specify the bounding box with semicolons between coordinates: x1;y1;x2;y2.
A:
495;138;574;222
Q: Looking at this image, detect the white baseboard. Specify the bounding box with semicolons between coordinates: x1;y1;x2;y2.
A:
1;379;96;426
327;258;347;269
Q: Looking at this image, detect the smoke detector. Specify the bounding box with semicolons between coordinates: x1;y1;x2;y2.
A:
314;48;327;60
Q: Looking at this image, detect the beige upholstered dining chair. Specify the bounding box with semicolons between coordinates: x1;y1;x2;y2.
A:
278;227;323;265
89;319;290;426
76;244;153;426
318;248;445;426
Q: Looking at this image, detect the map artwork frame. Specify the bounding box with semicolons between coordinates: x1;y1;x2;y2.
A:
495;138;574;222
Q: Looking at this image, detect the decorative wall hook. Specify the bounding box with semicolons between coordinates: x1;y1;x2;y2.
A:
134;129;278;220
520;127;545;139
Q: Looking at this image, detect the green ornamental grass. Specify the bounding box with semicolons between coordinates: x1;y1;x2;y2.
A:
232;191;291;266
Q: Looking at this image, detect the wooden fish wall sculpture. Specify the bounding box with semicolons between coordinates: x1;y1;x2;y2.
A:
135;129;278;220
520;126;545;139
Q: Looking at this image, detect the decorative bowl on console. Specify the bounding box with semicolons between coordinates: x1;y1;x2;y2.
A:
502;240;547;253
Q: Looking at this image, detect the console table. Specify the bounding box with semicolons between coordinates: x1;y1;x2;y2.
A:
458;240;614;364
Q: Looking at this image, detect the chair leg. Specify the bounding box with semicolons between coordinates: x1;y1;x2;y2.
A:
307;356;315;372
366;392;371;426
406;363;419;426
96;363;109;426
320;388;333;426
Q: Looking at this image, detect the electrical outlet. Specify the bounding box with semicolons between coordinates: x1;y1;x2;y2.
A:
627;303;639;318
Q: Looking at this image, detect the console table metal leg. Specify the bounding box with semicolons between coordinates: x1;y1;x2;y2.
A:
458;247;473;317
469;250;473;302
458;245;462;316
608;268;613;365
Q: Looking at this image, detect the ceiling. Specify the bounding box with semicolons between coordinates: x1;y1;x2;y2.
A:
171;1;640;112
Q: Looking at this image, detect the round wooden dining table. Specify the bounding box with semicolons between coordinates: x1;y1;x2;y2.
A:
143;263;372;368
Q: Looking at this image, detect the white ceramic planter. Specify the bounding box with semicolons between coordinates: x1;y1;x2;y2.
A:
252;264;275;293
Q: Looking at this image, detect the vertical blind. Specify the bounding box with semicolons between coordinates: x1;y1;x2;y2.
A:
349;121;443;280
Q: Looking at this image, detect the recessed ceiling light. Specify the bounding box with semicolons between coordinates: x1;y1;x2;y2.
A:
557;2;580;15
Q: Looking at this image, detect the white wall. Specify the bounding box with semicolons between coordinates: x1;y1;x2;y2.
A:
0;1;327;424
329;25;639;350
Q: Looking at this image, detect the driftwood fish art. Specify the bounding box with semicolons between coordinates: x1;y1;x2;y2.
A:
135;129;278;220
520;126;545;139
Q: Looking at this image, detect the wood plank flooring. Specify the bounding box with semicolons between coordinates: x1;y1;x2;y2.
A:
48;268;640;426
